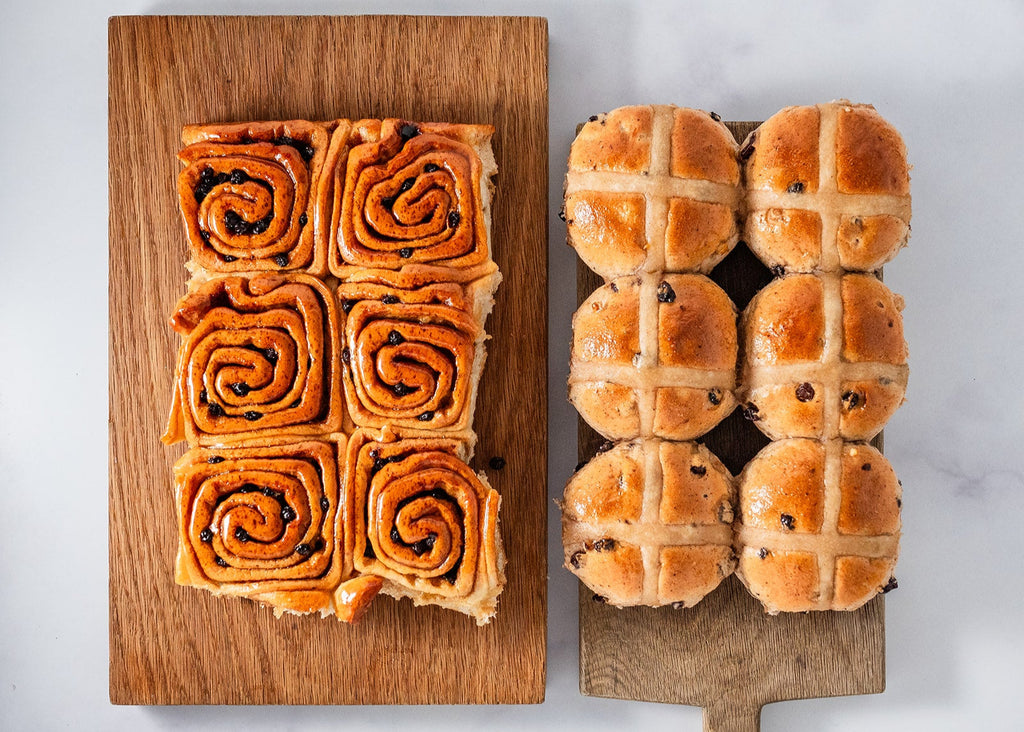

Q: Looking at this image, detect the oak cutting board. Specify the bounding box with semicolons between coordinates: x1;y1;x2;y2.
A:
575;121;885;731
109;15;547;705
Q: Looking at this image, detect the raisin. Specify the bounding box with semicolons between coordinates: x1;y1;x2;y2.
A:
280;506;296;522
787;181;805;193
881;576;898;594
399;123;420;141
417;411;434;422
199;528;213;542
780;513;796;530
381;294;399;304
273;253;289;267
657;281;676;303
387;330;404;346
690;465;707;477
593;538;616;552
741;403;761;421
295;543;313;557
795;383;815;402
842;391;862;409
207;455;224;464
229;382;251;397
243;411;263;421
399;247;413;258
424;163;440;173
708;389;722;406
234;527;250;543
447;211;460;228
757;547;769;559
569;551;584;569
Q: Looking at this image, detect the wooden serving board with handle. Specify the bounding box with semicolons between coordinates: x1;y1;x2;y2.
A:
576;121;885;731
109;15;547;705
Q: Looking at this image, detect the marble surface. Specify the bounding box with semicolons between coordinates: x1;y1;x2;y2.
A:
3;0;1023;729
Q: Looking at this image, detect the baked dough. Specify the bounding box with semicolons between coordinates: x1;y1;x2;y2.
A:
162;274;344;447
330;119;498;283
565;105;741;279
570;273;738;441
173;438;382;622
336;270;500;434
177;120;338;276
742;101;911;273
739;272;908;441
345;427;505;625
734;439;901;612
561;439;735;607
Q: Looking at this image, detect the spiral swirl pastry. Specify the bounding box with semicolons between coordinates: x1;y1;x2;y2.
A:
337;274;498;432
332;119;495;281
177;120;333;274
174;440;381;621
346;429;504;625
162;274;343;446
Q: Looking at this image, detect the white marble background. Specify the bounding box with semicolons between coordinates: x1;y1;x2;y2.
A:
2;0;1022;730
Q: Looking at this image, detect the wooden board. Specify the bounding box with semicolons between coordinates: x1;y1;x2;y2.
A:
109;15;547;705
576;121;885;731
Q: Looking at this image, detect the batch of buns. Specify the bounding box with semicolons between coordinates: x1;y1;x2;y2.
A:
162;118;505;625
562;102;910;613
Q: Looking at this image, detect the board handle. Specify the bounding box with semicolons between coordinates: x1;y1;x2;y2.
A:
702;702;761;732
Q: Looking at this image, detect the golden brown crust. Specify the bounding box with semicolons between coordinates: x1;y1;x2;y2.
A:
569;106;654;173
744;105;821;193
562;440;735;608
836;214;910;271
570;274;737;441
742;275;825;365
734;439;900;613
841;274;908;364
739;438;825;534
565;191;649;275
835;105;911;195
669;107;741;184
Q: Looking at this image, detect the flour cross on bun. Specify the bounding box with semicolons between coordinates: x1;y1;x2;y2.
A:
570;273;738;441
562;440;736;608
565;105;742;279
735;439;901;613
742;101;911;273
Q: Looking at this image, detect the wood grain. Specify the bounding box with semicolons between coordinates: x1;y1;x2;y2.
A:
575;122;885;731
109;15;547;705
